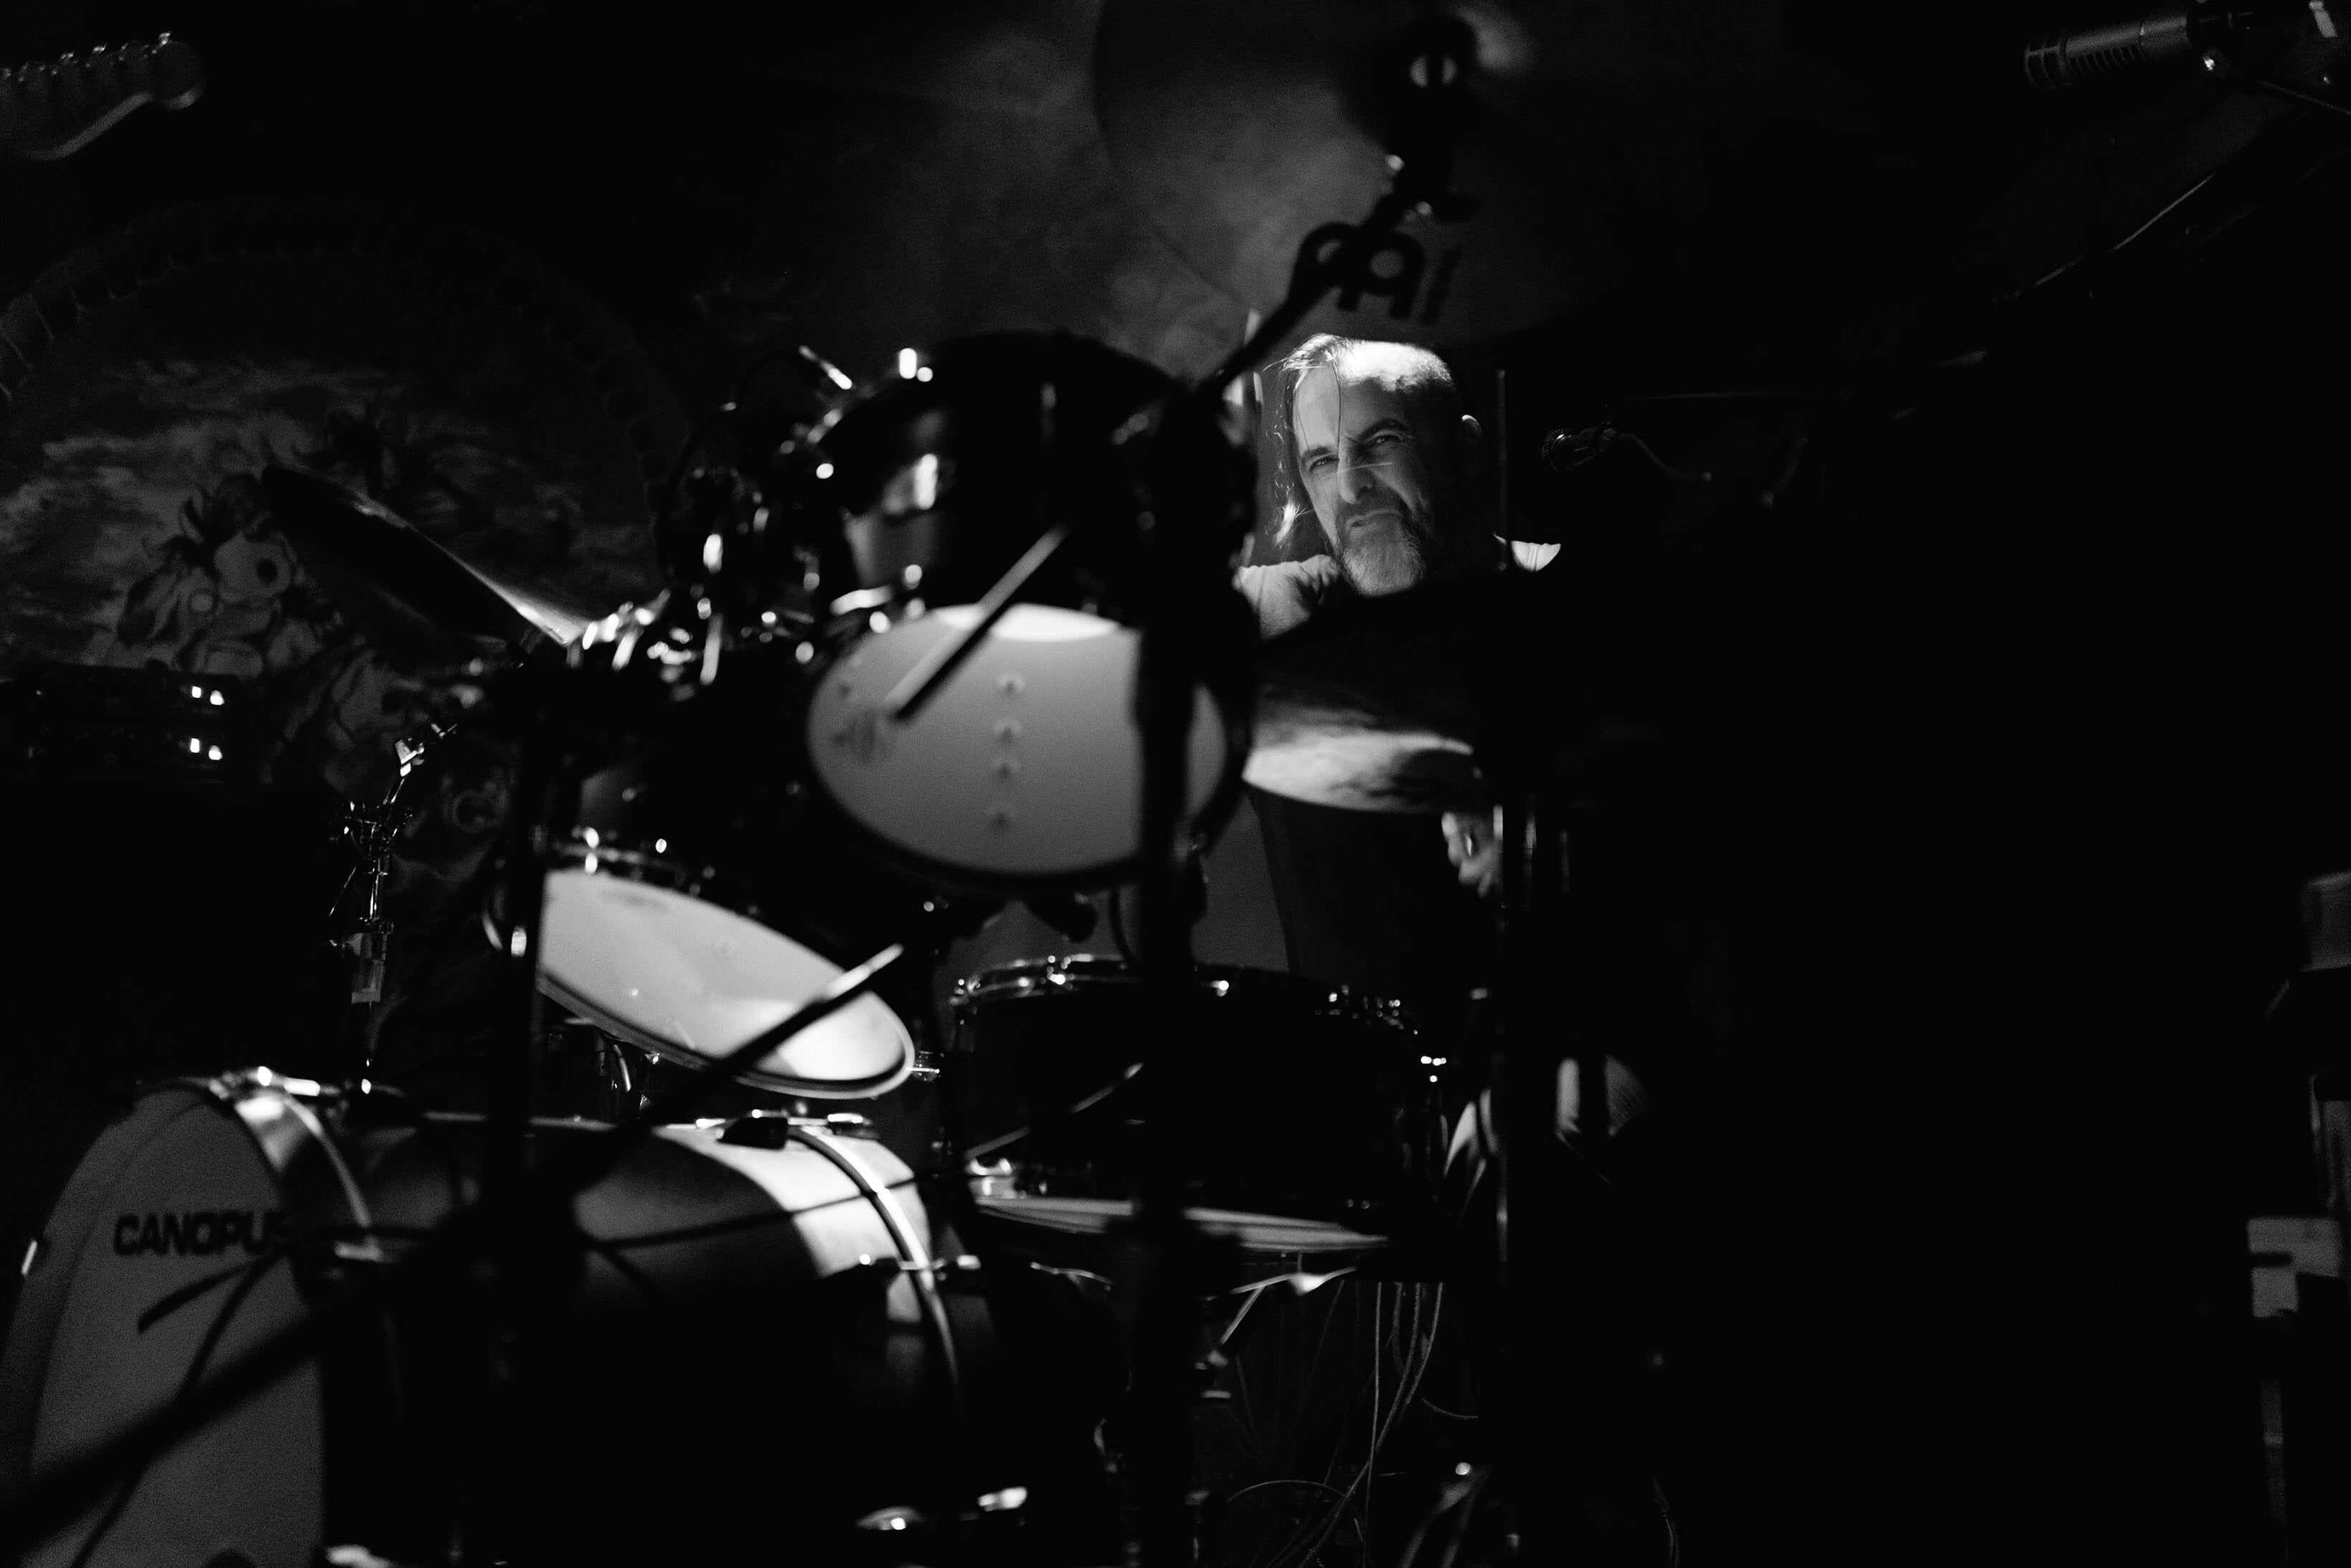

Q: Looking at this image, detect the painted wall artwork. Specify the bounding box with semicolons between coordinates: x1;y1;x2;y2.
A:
0;202;681;794
0;202;689;1082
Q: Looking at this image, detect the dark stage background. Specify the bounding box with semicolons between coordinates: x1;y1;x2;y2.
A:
1;3;2348;1564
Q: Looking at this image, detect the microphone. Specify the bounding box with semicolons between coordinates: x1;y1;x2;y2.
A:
2022;2;2309;90
1542;423;1615;473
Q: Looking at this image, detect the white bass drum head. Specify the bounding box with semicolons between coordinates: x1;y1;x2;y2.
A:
4;1087;321;1568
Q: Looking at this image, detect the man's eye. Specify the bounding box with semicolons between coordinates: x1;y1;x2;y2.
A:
1306;455;1335;473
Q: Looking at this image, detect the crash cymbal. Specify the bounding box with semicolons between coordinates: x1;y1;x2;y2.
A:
260;467;590;669
1248;575;1517;811
1093;0;1636;345
1247;567;1720;811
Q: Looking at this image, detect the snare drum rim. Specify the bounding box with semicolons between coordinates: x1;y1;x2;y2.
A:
949;953;1423;1042
534;938;918;1102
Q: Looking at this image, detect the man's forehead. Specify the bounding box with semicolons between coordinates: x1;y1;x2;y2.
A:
1293;359;1427;441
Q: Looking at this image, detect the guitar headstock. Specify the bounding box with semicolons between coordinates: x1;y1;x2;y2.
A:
0;35;206;163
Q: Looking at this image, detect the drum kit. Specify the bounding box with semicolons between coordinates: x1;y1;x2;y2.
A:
0;16;1683;1568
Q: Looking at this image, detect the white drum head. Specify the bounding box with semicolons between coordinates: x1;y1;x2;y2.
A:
805;605;1229;884
24;1095;320;1568
537;872;914;1098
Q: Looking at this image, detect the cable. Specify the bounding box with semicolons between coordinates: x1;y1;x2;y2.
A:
1260;1284;1446;1568
781;1126;970;1542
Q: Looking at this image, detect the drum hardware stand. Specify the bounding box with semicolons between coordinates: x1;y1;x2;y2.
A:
1491;737;1656;1564
328;722;448;1092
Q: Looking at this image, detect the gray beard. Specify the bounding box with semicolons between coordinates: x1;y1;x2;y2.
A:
1334;511;1441;597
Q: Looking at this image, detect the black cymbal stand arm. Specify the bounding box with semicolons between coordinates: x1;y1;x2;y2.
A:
460;666;578;1566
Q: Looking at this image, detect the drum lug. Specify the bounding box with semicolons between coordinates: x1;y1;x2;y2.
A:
851;1250;984;1285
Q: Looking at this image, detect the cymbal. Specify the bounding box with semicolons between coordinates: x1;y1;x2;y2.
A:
1093;0;1634;345
1246;567;1721;812
260;467;590;669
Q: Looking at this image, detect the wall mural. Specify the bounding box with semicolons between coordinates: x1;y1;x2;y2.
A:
0;201;689;1081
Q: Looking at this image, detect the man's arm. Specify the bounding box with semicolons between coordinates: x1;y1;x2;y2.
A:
1235;555;1347;639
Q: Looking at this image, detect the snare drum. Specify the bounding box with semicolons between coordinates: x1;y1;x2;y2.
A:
0;1071;1008;1566
948;958;1448;1257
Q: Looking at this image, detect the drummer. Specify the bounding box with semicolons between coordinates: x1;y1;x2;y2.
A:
1234;333;1658;1139
1235;334;1501;1027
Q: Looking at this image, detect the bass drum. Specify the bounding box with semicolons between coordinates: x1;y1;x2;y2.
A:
0;1071;1047;1567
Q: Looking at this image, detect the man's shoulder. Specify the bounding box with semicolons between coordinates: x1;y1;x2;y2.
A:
1235;554;1347;638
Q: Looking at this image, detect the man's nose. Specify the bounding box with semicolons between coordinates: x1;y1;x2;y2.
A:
1334;451;1375;502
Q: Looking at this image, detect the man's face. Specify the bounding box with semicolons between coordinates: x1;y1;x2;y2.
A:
1292;360;1458;596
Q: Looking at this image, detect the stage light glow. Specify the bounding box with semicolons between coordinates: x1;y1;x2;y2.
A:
208;689;223;705
207;745;222;761
187;737;199;753
897;348;918;378
815;462;835;479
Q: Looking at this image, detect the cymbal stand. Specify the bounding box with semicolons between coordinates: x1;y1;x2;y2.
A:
458;661;579;1567
1492;750;1649;1564
328;722;446;1090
